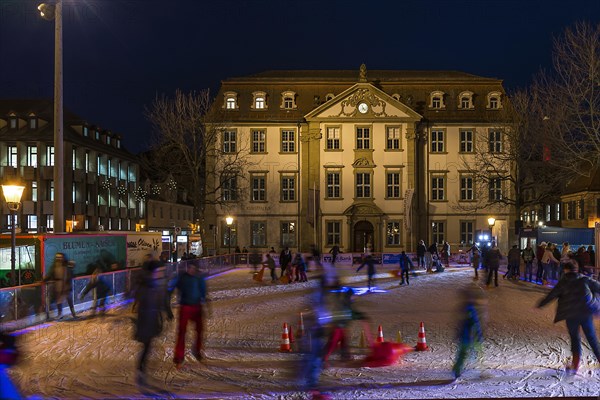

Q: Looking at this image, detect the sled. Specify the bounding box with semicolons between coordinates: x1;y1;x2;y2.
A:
253;266;266;283
360;323;413;368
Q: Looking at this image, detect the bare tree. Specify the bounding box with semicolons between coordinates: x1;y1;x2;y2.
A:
144;89;252;219
456;89;560;219
531;22;600;180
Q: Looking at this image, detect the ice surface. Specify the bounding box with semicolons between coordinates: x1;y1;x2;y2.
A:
6;265;600;399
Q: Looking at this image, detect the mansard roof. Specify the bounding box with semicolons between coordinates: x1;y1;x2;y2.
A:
564;166;600;194
214;69;506;124
0;98;137;160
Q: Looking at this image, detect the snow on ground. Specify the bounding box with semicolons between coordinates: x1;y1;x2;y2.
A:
5;264;600;399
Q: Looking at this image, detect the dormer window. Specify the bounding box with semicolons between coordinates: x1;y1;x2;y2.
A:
83;126;89;137
223;91;238;110
8;114;17;129
458;91;474;110
325;93;335;102
429;91;446;109
116;139;121;149
29;115;38;129
487;91;502;109
281;91;296;109
106;135;111;145
95;130;100;140
252;91;267;110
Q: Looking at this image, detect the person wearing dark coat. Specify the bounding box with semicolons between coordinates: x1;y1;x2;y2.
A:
43;253;77;320
485;242;503;287
416;240;427;270
356;254;376;290
279;247;292;278
79;266;112;315
399;251;414;285
537;260;600;374
134;259;171;384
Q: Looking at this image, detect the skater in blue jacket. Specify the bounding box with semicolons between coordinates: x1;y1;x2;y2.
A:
452;285;484;378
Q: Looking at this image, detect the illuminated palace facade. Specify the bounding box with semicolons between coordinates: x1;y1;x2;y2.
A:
209;66;514;255
0;99;141;233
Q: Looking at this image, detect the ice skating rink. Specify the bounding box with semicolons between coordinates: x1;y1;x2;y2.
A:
6;266;600;399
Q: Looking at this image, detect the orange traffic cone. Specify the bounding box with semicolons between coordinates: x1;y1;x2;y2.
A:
376;325;384;343
296;312;305;339
279;322;292;352
415;322;429;351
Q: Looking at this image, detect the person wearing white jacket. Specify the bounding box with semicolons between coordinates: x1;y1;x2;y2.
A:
541;243;560;285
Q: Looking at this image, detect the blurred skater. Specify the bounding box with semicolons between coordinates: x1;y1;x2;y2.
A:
264;253;277;283
469;244;481;280
356;254;376;290
79;265;113;316
134;258;172;385
0;332;21;399
279;247;292;278
537;260;600;374
398;251;414;285
452;285;484;378
294;253;308;282
170;263;210;367
43;253;77;320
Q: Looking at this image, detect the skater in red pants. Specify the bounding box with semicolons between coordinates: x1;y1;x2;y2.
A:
323;288;367;363
169;263;210;367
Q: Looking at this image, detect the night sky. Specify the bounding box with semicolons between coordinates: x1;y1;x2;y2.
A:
1;0;599;154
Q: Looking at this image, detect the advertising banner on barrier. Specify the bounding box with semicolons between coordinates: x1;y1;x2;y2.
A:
126;233;162;267
352;254;383;265
43;234;127;276
322;253;353;265
383;253;401;265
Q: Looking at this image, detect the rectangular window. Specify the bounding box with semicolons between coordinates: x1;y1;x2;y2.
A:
222;176;237;201
9;117;17;129
326;127;340;150
356;173;371;198
85;151;90;173
460;221;474;245
431;176;445;201
489;130;502;153
281;130;295;152
432;221;445;245
356;127;370;149
489;178;502;201
280;221;296;247
326;221;341;246
72;182;76;203
27;215;38;231
531;210;537;222
386;127;400;150
386;221;401;245
546;204;551;222
281;176;296;201
72;147;77;169
251;175;266;201
578;199;584;219
460;130;473;152
461;97;471;109
27;146;37;167
556;203;561;220
46;215;54;231
223;130;237;153
460;176;474;200
251;221;266;247
226;98;236;109
386;172;401;198
326;172;341;198
251;130;266;153
46;146;55;166
48;181;54;201
7;146;17;167
31;181;37;202
431;130;445;152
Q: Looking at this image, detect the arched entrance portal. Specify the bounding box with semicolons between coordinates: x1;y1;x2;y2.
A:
353;221;374;253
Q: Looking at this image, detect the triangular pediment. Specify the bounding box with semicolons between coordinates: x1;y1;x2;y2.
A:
305;83;422;121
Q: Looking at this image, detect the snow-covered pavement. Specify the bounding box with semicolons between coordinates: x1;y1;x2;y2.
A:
5;265;600;399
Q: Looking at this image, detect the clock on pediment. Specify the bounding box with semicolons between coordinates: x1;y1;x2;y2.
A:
358;102;369;114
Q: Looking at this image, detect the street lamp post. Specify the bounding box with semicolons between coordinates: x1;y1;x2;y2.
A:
487;217;496;244
38;1;64;233
225;216;234;265
225;216;234;254
2;185;25;286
